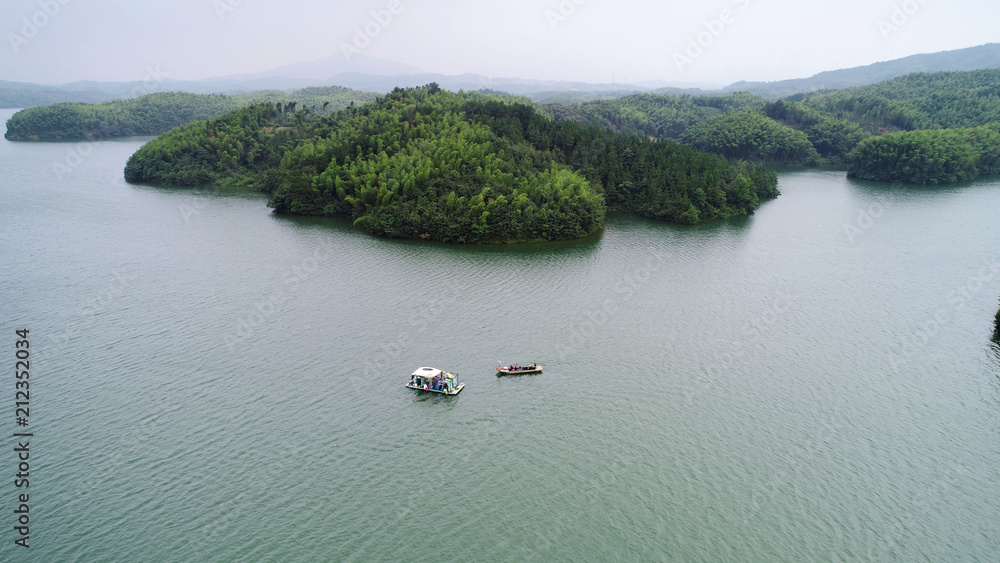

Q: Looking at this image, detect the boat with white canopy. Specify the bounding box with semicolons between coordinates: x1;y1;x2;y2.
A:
406;367;465;395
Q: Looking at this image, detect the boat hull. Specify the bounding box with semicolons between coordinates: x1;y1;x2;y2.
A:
496;367;542;376
406;382;465;395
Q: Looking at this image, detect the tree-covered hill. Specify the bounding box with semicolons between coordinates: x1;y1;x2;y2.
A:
4;87;378;141
543;92;763;141
848;124;1000;184
545;68;1000;179
124;85;777;243
680;110;821;165
762;100;869;163
5;93;240;141
543;92;860;164
796;69;1000;133
723;43;1000;99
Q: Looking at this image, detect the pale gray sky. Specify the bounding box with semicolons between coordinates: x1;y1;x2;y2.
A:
1;0;996;86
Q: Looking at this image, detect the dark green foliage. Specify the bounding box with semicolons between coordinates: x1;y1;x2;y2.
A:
995;304;1000;341
5;87;377;141
764;100;869;163
848;124;1000;184
799;69;1000;133
269;90;605;242
463;97;777;224
680;110;821;164
546;92;852;165
125;86;778;242
5;93;239;140
123;103;301;188
544;68;1000;171
803;69;1000;183
543;92;764;141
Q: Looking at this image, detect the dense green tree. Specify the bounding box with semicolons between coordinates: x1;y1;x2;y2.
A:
5;87;377;141
543;92;764;141
125;86;778;242
549;70;1000;183
763;100;869;163
462;97;777;223
542;69;1000;171
680;110;821;164
995;303;1000;341
848;124;1000;184
798;69;1000;133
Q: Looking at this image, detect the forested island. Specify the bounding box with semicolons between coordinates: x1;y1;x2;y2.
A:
15;68;1000;186
543;92;866;164
545;69;1000;183
4;87;376;141
848;125;1000;184
124;85;777;243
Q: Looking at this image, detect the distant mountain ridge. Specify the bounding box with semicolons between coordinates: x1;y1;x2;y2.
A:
723;43;1000;98
2;44;999;108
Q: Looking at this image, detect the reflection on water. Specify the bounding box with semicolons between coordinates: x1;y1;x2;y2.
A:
3;112;1000;561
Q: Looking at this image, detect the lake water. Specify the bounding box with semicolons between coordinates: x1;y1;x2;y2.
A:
2;107;1000;561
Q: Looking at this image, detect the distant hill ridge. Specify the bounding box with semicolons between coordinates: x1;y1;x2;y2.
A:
2;44;998;108
723;43;1000;98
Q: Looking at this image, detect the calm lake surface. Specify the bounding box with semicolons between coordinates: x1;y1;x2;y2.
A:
2;107;1000;561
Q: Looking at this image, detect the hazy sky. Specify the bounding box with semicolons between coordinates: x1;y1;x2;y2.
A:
1;0;997;86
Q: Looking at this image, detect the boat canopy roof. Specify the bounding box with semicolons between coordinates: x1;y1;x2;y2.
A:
411;367;446;378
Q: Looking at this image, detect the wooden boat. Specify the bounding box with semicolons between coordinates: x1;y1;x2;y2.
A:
406;367;464;395
496;362;542;376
